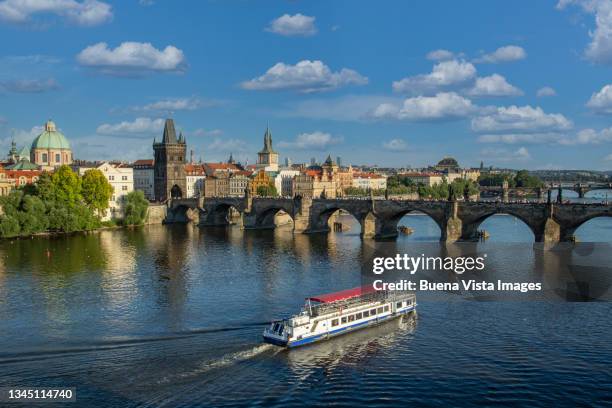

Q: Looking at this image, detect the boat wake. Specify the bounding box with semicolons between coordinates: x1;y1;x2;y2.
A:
158;343;279;384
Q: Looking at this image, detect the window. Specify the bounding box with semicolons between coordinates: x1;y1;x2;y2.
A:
384;305;389;312
122;186;128;191
331;319;339;327
356;312;362;320
363;310;369;317
42;153;48;162
122;176;128;181
396;302;402;309
377;307;383;314
111;195;115;202
55;154;60;163
348;315;355;322
371;308;377;316
109;175;114;181
341;317;347;324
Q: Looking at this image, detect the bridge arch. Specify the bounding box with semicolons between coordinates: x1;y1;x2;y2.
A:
203;202;243;226
566;214;612;242
386;209;444;241
315;206;373;237
466;211;537;242
254;206;294;229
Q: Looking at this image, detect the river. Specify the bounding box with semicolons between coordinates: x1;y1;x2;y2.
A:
1;202;612;407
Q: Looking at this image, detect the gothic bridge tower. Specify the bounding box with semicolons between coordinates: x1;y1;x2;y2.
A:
153;119;187;201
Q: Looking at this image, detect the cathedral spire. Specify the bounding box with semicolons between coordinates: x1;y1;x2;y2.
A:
162;119;177;144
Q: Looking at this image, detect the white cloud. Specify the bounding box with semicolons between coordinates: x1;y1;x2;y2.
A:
281;94;401;121
139;0;154;5
480;146;531;162
96;117;164;135
473;45;527;63
372;92;476;121
573;127;612;144
466;74;523;97
208;138;247;151
586;84;612;113
76;42;186;76
471;105;572;133
426;49;455;61
605;153;612;161
266;13;317;36
382;138;408;151
537;86;557;97
0;78;59;93
477;133;565;144
557;0;612;65
0;0;112;26
191;128;223;137
393;60;476;94
131;97;217;112
240;60;367;93
278;131;343;150
0;125;43;152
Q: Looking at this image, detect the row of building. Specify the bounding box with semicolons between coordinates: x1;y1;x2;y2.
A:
1;118;481;221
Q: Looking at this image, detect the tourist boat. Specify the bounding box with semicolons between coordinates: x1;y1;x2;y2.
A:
263;287;416;348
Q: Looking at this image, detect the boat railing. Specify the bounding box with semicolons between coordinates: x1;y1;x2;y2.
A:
306;290;415;317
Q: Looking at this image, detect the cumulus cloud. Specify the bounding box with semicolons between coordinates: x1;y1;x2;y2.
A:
471;105;572;133
191;128;223;137
557;0;612;65
278;131;343;150
537;86;557;97
392;60;476;94
76;42;186;76
0;78;59;93
371;92;476;121
586;84;612;113
0;0;112;26
382;138;408;151
466;74;523;97
426;49;455;61
480;146;531;162
477;133;565;144
573;126;612;144
240;60;367;93
96;117;164;135
266;13;317;36
473;45;527;63
131;97;219;112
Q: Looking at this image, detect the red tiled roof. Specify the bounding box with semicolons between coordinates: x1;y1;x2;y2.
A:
133;159;154;166
308;286;377;303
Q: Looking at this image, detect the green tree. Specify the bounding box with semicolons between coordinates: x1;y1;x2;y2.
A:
0;215;20;237
51;165;82;205
18;195;48;234
256;183;278;197
81;169;113;216
123;191;149;226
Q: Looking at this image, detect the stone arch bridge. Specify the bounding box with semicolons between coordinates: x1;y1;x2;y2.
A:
166;196;612;243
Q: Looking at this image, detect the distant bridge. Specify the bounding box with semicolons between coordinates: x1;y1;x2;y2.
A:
166;196;612;243
479;182;612;199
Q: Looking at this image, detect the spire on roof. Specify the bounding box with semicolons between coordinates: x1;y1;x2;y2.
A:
259;124;276;154
162;119;177;144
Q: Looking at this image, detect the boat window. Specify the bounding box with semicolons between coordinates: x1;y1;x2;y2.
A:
331;319;339;327
396;302;402;308
348;315;355;322
341;317;347;324
371;309;377;315
356;312;362;319
384;305;389;312
278;325;284;335
273;323;280;332
377;307;383;314
363;310;369;317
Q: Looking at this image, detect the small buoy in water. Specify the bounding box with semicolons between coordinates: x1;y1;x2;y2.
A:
45;249;51;258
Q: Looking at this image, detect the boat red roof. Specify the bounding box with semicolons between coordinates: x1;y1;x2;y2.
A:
308;286;376;303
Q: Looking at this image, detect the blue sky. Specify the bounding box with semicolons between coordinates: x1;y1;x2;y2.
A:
0;0;611;169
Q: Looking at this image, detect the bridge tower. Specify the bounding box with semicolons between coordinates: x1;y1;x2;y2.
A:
153;119;187;202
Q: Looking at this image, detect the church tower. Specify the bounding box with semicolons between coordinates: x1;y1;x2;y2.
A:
153;119;187;201
256;126;279;172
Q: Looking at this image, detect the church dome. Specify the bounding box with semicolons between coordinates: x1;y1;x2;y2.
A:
437;157;459;167
31;120;71;150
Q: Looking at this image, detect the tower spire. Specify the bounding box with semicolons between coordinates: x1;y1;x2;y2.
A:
162;119;177;144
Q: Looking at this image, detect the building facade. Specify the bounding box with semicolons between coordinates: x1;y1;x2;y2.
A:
76;162;133;221
250;170;275;196
30;120;73;170
185;163;206;198
229;172;251;197
274;169;300;197
292;169;338;199
153;119;187;202
132;159;155;201
353;172;387;190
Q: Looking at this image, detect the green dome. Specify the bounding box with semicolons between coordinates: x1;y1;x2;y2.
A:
31;120;71;150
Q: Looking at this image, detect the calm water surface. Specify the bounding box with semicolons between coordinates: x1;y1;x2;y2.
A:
1;207;612;407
